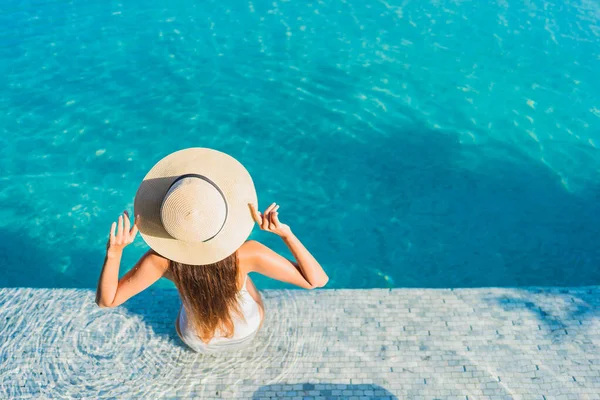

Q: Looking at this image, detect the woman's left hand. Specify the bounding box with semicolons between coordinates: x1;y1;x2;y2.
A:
107;211;139;255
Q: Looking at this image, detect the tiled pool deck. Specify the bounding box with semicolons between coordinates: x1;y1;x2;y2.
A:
1;286;599;399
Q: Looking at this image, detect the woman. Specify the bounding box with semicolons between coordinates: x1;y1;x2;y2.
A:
95;148;328;353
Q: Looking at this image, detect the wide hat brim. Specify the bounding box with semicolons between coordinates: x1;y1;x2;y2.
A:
134;148;257;265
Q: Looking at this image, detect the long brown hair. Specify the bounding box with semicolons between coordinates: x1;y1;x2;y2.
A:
170;251;244;342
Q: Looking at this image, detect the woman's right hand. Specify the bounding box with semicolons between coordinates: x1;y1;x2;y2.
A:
249;203;292;238
106;211;139;256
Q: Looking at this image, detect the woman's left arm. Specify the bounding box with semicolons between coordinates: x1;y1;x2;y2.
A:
95;211;169;308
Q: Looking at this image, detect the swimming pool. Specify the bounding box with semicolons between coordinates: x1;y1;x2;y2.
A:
0;0;598;289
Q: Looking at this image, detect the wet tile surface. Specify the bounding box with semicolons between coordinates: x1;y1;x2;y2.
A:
1;287;599;399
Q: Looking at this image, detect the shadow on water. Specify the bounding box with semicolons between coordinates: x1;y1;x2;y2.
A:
0;226;102;288
1;116;599;290
283;118;600;289
252;383;397;400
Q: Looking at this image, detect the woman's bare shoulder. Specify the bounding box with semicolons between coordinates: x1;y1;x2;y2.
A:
145;250;171;280
237;240;313;289
147;249;170;268
238;240;267;273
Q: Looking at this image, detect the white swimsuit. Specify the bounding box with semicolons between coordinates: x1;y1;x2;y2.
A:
176;275;262;353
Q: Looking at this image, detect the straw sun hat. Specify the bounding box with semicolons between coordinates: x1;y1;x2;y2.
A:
134;148;257;265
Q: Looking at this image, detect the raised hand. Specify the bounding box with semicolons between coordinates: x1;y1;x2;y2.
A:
249;202;292;238
107;210;139;254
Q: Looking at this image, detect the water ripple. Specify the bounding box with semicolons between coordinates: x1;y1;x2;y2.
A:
0;288;334;398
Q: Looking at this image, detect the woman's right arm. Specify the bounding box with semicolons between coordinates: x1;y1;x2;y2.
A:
248;203;329;289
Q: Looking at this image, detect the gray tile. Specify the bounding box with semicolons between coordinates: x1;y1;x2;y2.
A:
0;287;598;399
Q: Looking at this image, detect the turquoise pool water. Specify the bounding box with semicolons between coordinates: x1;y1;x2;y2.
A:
0;0;598;289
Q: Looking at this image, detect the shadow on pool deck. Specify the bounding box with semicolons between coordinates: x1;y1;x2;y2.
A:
252;383;398;399
486;287;600;343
